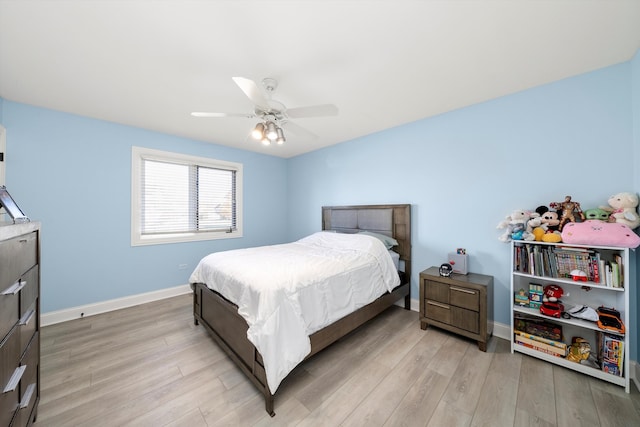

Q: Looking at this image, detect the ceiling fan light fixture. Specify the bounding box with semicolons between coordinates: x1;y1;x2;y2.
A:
261;137;271;146
251;122;265;140
276;128;285;145
266;121;278;140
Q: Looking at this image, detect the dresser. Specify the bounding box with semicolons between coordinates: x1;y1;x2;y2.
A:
1;222;40;427
419;266;493;351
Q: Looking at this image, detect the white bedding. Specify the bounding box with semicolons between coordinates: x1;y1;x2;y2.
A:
189;231;400;394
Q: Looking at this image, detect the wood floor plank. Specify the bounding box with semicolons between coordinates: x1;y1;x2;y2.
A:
553;367;600;427
590;381;640;427
516;355;557;425
341;333;447;426
384;368;450;427
298;360;391;426
469;338;520;427
34;295;640;427
426;399;473;427
441;338;494;416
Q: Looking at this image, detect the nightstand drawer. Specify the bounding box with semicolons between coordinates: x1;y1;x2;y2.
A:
425;280;449;303
425;299;450;324
450;286;479;311
451;306;479;334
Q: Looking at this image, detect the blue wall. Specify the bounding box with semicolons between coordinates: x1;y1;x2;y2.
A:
287;61;637;347
1;54;638;359
1;102;288;312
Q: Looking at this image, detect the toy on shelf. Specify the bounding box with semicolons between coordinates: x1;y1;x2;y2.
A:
515;288;529;306
567;337;591;363
570;269;587;281
550;196;585;231
600;192;640;230
532;205;562;243
596;306;625;334
584;208;611;222
540;284;564;318
497;209;538;242
561;220;640;249
566;304;598;322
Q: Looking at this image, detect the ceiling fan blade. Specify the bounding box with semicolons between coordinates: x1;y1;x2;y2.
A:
286;104;338;119
281;121;318;140
232;77;270;111
191;112;255;118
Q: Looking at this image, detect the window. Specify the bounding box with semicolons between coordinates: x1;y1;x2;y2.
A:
131;147;242;246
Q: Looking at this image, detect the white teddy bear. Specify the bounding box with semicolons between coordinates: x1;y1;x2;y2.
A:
600;192;640;230
497;209;539;242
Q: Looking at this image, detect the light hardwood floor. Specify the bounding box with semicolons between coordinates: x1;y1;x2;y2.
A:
36;294;640;426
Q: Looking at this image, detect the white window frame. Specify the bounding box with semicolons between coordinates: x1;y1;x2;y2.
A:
131;146;243;246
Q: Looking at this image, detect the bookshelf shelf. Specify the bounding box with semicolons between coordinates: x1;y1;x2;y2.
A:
510;240;631;392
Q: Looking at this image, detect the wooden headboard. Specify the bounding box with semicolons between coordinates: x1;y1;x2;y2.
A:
321;204;411;283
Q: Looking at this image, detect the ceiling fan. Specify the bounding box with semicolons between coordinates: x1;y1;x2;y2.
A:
191;77;338;145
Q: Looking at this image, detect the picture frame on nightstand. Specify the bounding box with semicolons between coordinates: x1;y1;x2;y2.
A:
0;186;29;223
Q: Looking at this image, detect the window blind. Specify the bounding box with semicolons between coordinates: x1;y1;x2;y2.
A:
140;159;236;235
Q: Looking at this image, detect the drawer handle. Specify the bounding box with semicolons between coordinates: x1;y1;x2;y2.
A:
2;280;27;296
2;365;26;394
19;308;36;326
451;286;476;295
19;383;37;409
427;300;450;309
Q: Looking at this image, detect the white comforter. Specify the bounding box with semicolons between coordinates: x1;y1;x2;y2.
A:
189;231;400;393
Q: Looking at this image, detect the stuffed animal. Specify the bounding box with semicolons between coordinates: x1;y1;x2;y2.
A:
532;205;562;243
584;208;611;222
566;337;591;363
497;209;538;242
550;196;585;231
561;220;640;248
600;192;640;230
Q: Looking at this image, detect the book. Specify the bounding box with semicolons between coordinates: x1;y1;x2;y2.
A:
598;332;624;377
514;330;567;350
514;315;563;341
514;335;566;357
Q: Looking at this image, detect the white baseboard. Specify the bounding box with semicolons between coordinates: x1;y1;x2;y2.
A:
41;284;192;326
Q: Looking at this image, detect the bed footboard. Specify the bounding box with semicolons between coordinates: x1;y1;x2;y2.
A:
192;280;409;416
192;283;274;415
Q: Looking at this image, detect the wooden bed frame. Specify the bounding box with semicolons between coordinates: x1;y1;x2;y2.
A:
192;204;411;416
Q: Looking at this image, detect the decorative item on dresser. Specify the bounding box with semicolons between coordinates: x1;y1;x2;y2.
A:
0;222;41;426
419;266;494;351
191;204;411;416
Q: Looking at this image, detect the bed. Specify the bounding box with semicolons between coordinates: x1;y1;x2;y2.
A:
190;204;412;416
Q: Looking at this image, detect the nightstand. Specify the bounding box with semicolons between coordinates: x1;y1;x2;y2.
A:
419;266;493;351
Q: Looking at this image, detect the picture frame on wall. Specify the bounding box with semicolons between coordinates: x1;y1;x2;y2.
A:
0;186;29;223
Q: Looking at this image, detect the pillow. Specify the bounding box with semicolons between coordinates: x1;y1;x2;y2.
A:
359;231;399;249
561;220;640;248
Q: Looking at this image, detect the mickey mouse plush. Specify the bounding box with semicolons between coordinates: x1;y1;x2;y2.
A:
532;205;562;243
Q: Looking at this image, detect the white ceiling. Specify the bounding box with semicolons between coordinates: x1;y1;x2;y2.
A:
1;1;639;158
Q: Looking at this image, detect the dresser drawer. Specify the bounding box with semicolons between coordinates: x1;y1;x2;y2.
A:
0;286;19;343
15;332;39;427
1;266;38;344
19;301;37;357
0;326;21;427
450;285;479;311
19;266;39;316
0;232;37;292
